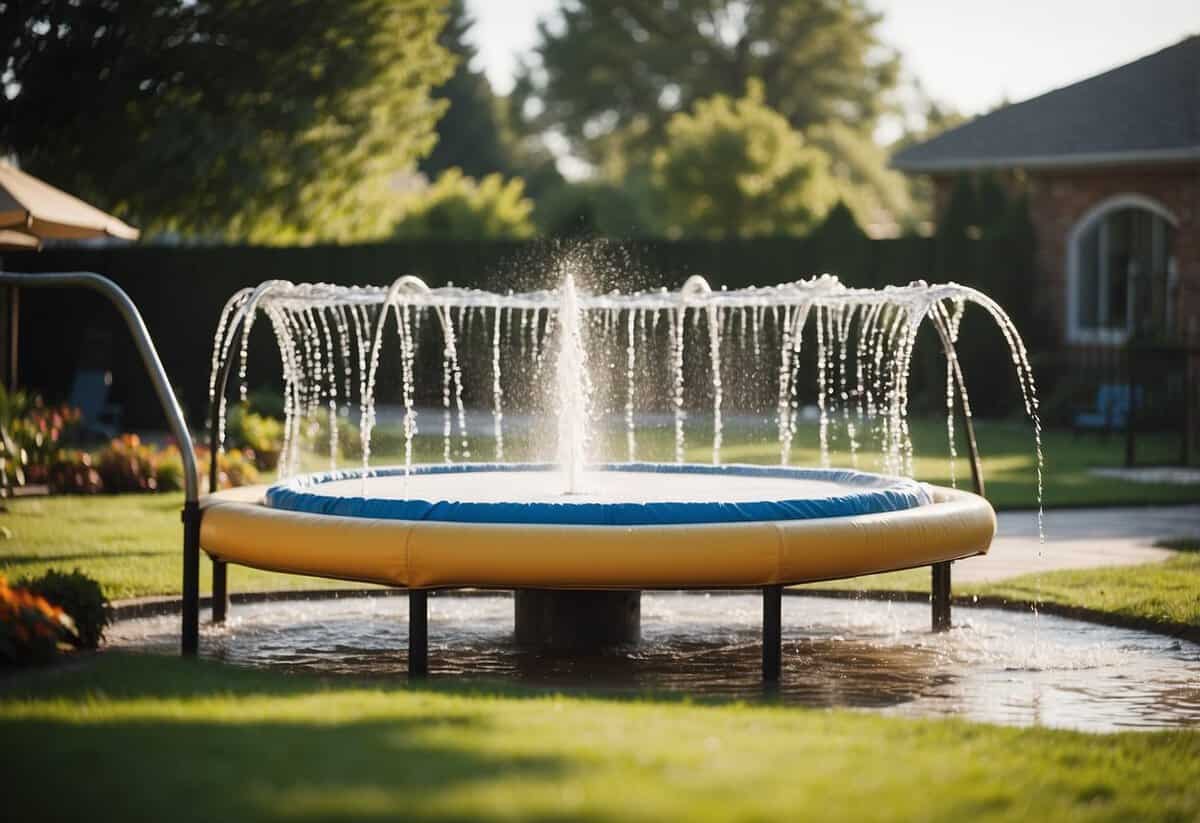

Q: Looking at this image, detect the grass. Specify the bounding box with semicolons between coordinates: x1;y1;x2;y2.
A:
961;553;1200;631
1156;537;1200;553
0;492;357;600
1;653;1197;822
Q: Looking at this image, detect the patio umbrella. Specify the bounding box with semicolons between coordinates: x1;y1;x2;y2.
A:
0;161;140;390
0;162;139;240
0;230;40;251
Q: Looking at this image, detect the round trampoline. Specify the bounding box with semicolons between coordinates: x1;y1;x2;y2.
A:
200;463;995;590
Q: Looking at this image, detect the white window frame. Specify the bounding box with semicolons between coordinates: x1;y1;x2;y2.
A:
1066;194;1178;345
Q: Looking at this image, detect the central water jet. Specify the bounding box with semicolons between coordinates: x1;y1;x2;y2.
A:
518;272;640;651
555;272;590;493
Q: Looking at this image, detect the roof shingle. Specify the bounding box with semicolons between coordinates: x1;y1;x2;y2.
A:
891;35;1200;173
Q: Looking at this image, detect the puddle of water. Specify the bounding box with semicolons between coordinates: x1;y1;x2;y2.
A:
107;593;1200;733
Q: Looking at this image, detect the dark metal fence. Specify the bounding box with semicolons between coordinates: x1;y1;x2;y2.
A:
7;234;1042;429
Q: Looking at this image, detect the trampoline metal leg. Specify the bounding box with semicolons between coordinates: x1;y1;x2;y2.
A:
211;559;228;624
932;561;952;632
762;585;782;682
408;589;428;678
181;501;201;656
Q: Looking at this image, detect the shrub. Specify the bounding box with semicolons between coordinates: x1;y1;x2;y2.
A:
154;447;186;492
46;450;103;494
10;402;82;481
392;169;535;239
95;434;161;492
95;435;243;494
22;569;109;649
194;445;260;492
245;388;286;420
227;408;283;470
0;575;77;665
0;388;83;490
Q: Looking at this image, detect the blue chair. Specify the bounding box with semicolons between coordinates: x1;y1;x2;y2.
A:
68;369;121;439
1073;383;1143;435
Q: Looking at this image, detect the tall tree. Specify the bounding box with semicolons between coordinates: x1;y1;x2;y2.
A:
420;0;511;180
512;0;898;164
652;83;836;238
0;0;454;243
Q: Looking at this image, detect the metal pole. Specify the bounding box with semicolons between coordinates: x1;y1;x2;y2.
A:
931;562;951;631
1125;347;1137;467
207;325;243;625
211;561;228;623
182;500;201;654
0;272;201;652
7;285;17;393
762;584;782;682
408;589;428;678
931;319;987;634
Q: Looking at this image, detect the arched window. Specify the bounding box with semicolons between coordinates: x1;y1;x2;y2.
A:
1068;196;1177;344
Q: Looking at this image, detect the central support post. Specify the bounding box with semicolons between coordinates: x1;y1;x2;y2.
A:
931;562;952;632
762;585;782;682
514;589;641;650
408;589;428;677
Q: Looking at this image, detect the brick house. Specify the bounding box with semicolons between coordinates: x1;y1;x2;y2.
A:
893;36;1198;454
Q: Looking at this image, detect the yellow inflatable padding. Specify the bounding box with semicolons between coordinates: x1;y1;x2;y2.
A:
199;484;994;589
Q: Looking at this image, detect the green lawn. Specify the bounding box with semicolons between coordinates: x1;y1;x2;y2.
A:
0;492;352;600
960;553;1200;633
1;653;1197;822
3;419;1198;821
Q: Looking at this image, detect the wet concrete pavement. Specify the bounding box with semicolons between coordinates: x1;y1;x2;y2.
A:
955;504;1199;583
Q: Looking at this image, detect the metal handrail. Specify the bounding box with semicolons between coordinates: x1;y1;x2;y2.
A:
0;271;198;498
0;271;203;653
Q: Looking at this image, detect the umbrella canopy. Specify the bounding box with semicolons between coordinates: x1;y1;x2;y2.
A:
0;229;40;251
0;162;139;241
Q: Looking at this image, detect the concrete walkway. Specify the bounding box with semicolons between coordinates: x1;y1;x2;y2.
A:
954;504;1200;583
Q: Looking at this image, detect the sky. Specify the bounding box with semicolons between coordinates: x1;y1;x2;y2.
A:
466;0;1200;123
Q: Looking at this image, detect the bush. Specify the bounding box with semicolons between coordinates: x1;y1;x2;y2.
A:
154;447;186;492
392;168;535;239
245;388;286;420
194;445;260;492
95;434;161;492
46;449;103;494
21;569;109;650
93;435;254;494
0;388;83;490
0;575;77;665
227;408;283;470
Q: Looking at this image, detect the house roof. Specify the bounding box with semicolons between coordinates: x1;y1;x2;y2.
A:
892;35;1200;173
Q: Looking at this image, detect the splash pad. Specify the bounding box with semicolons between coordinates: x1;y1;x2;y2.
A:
198;270;1041;678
